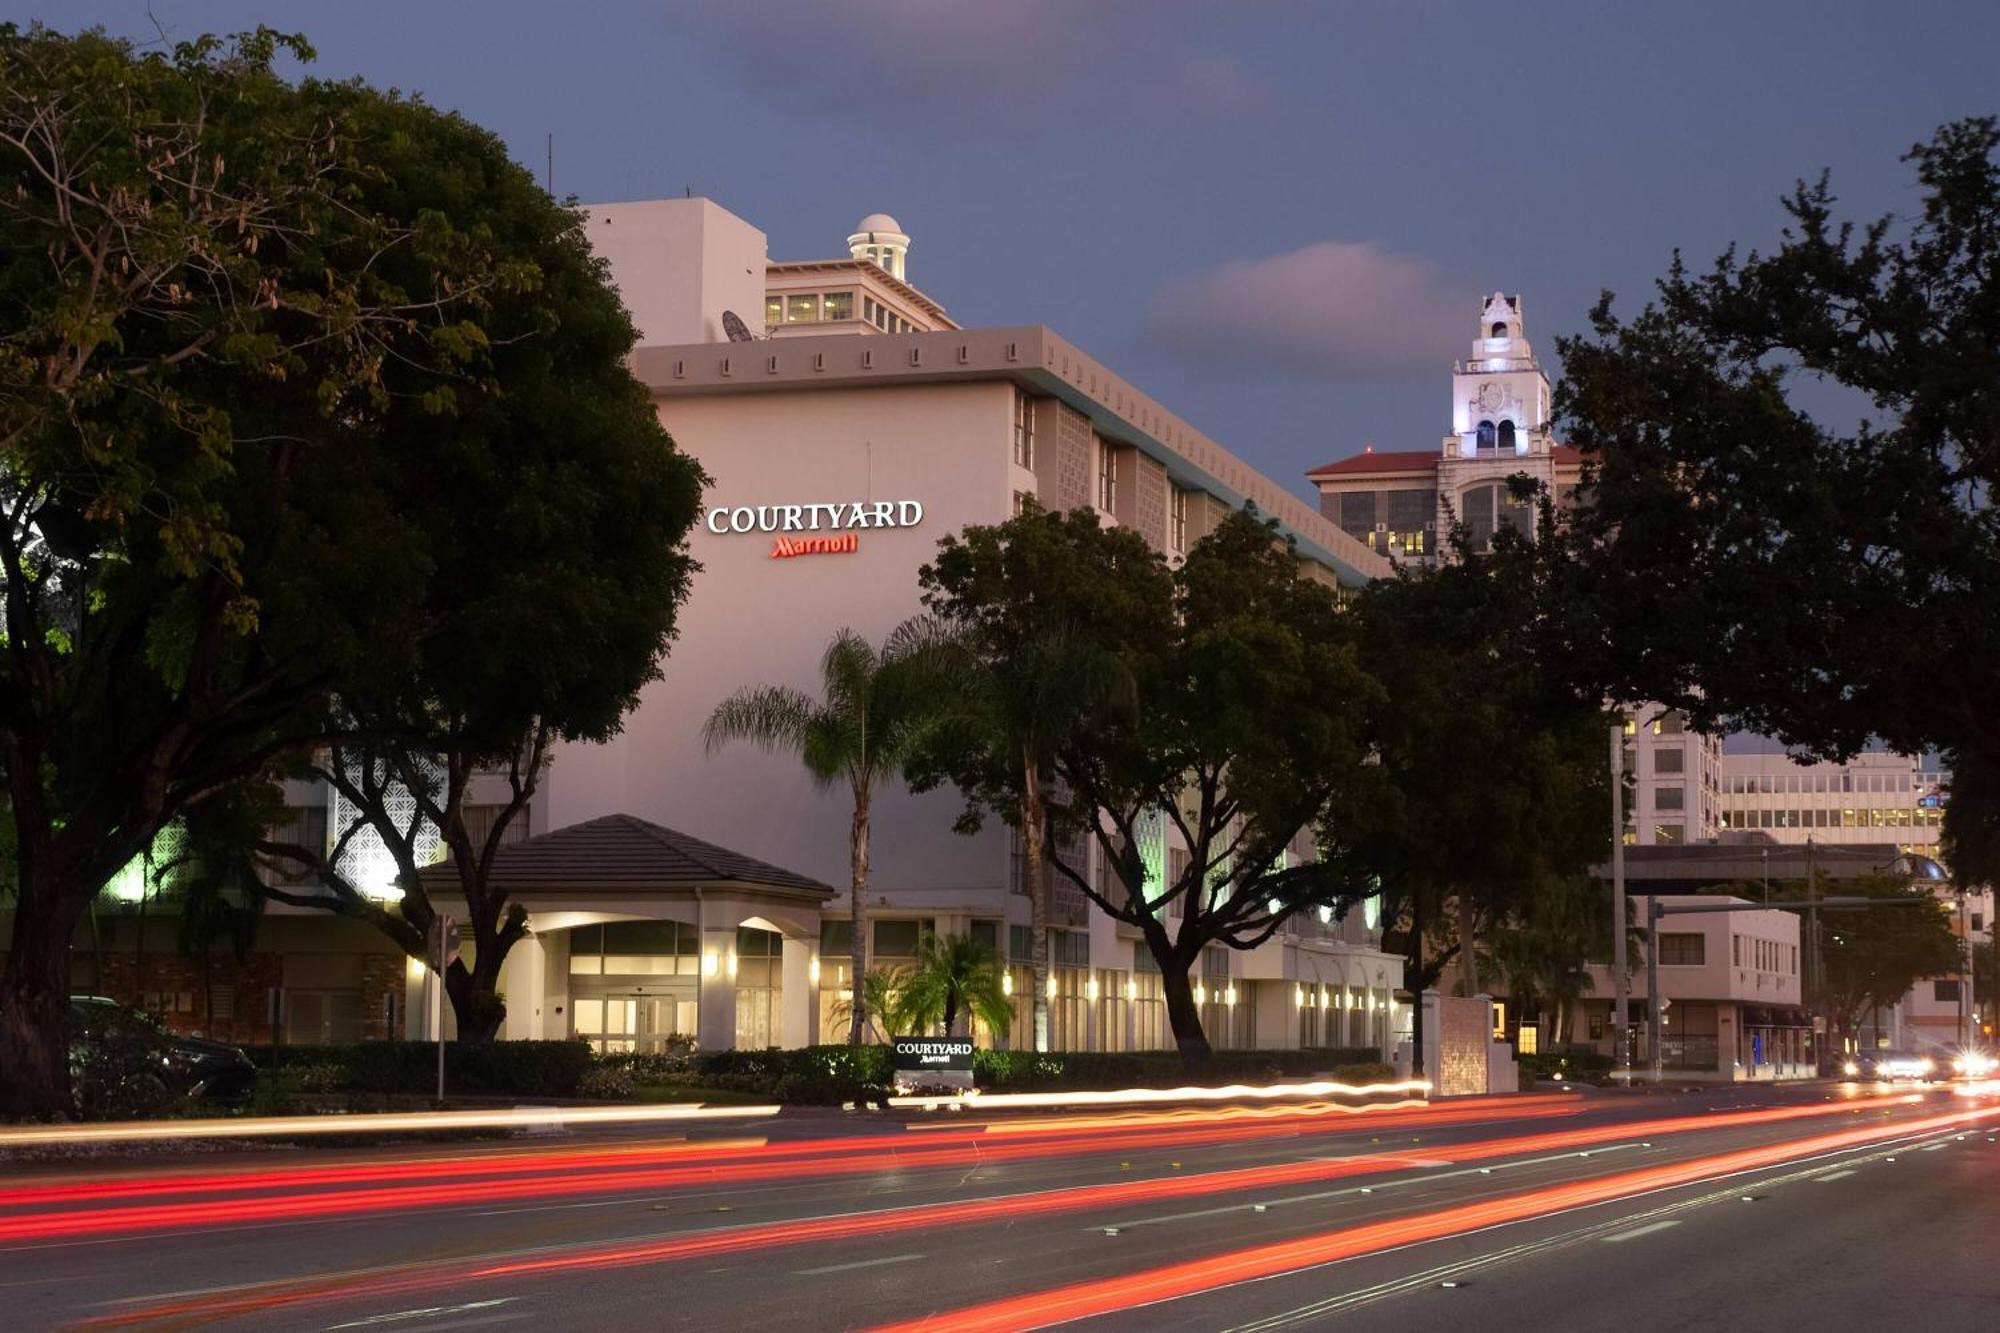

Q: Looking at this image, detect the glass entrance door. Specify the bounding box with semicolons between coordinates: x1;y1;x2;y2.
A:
573;994;697;1053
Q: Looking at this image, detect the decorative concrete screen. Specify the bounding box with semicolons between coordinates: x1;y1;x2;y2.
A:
1432;994;1493;1097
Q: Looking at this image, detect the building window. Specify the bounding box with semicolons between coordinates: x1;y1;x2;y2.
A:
1476;420;1497;452
1170;487;1187;554
822;291;855;321
1936;979;1963;1003
1013;489;1032;516
785;293;821;323
1337;491;1378;545
1657;932;1705;966
1097;441;1117;512
765;296;783;327
1497;419;1518;452
1652;711;1686;735
873;918;931;959
1013;391;1035;470
1653;821;1685;845
1733;935;1742;966
1654;748;1685;775
1655;785;1685;811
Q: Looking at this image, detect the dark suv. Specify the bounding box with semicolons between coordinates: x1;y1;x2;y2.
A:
68;997;257;1116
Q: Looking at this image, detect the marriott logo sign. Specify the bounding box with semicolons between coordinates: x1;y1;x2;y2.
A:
703;499;925;561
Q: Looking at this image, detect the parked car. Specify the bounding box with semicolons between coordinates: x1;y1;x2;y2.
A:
68;996;257;1116
1840;1049;1935;1082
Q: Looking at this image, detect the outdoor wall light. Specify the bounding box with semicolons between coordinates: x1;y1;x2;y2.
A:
1224;986;1238;1007
808;956;821;986
1194;984;1207;1006
1294;985;1306;1008
1002;973;1014;997
702;950;719;977
1086;978;1100;1002
1045;975;1057;1000
1124;980;1136;1000
726;950;738;979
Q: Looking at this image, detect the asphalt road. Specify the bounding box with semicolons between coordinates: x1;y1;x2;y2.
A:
2;1081;1996;1331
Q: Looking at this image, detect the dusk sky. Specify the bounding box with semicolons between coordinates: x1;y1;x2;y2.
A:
16;1;1999;505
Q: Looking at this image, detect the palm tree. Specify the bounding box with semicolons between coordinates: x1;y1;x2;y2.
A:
704;622;950;1045
827;966;905;1045
893;932;1013;1038
920;626;1136;1052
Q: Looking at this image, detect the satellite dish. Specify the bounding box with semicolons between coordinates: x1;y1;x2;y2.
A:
722;310;755;342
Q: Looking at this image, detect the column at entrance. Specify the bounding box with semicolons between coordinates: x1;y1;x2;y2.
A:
697;926;738;1052
781;935;815;1049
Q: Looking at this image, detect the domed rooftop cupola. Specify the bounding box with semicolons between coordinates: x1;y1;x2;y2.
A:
848;213;911;281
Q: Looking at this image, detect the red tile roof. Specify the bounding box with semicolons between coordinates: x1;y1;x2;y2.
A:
1305;449;1439;478
1306;444;1587;479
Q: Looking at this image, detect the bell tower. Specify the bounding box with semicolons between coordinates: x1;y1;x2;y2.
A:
1446;293;1551;459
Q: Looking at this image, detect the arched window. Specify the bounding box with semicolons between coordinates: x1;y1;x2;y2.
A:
1497;419;1517;452
1476;419;1496;452
1490;321;1508;338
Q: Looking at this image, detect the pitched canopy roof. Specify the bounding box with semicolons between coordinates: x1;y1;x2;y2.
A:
419;813;834;899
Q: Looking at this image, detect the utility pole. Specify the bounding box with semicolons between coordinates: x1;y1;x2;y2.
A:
1610;723;1630;1081
1647;895;1663;1083
1806;835;1821;1068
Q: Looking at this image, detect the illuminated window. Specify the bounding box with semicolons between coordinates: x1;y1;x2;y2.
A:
1170;487;1187;554
764;296;782;327
1516;1025;1539;1054
822;291;854;321
1097;441;1117;512
1653;821;1685;845
785;293;821;323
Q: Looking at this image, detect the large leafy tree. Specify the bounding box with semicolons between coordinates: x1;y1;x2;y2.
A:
0;26;700;1113
916;501;1172;1050
1547;118;2000;840
703;623;951;1045
1340;526;1614;1032
931;507;1381;1060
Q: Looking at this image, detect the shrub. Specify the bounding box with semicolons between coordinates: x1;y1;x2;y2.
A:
577;1065;637;1100
239;1040;595;1097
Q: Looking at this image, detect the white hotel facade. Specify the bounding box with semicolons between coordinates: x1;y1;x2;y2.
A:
461;198;1409;1056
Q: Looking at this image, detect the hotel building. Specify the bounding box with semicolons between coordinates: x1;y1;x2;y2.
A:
495;198;1410;1056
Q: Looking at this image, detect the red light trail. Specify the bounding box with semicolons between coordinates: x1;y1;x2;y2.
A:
73;1094;1934;1328
871;1102;2000;1333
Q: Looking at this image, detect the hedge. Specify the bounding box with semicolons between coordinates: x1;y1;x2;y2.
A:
237;1041;1396;1105
1516;1047;1616;1083
240;1040;595;1098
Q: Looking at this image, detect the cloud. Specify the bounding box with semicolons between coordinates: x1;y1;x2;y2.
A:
1144;241;1467;381
1171;56;1274;117
667;1;1090;115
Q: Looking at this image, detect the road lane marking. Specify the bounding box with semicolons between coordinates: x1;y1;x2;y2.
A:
1095;1144;1648;1232
325;1297;520;1328
1601;1220;1680;1243
1815;1169;1857;1182
794;1253;924;1276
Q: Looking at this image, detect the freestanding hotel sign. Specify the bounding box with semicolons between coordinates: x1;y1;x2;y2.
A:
891;1035;974;1092
704;499;925;560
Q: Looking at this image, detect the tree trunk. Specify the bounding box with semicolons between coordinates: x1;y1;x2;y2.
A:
1022;756;1050;1053
848;784;870;1046
443;942;509;1044
0;881;77;1118
1160;958;1211;1063
1456;893;1479;998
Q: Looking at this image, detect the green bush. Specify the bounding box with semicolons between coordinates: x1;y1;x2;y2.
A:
971;1047;1386;1091
240;1040;594;1097
1516;1047;1615;1083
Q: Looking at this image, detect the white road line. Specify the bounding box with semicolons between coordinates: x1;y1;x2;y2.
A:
792;1253;924;1277
1816;1169;1857;1182
1601;1219;1681;1243
1093;1144;1647;1232
325;1297;519;1328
